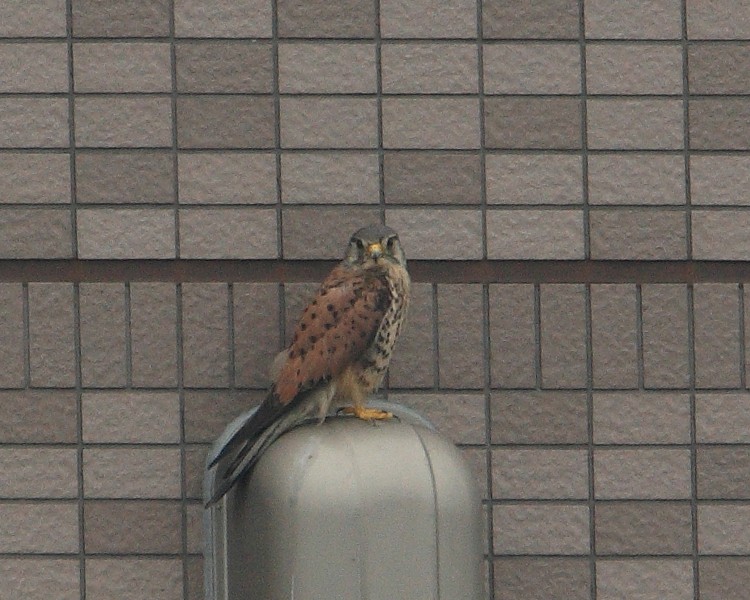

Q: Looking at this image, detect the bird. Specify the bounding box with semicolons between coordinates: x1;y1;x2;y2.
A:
206;224;410;506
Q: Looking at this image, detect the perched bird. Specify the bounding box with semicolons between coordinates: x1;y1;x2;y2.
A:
206;224;410;505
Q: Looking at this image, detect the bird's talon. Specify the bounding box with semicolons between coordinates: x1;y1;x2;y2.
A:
340;406;393;421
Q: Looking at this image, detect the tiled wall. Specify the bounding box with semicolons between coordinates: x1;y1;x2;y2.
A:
3;1;750;599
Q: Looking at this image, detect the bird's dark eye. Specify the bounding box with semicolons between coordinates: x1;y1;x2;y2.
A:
351;238;365;250
386;236;397;251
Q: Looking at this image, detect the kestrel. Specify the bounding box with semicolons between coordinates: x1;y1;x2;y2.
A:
207;224;410;505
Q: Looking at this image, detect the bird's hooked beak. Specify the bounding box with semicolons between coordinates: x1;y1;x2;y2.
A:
366;242;383;259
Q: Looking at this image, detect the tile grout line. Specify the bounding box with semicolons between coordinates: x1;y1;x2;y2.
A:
687;283;700;600
169;0;181;261
533;283;542;390
681;0;693;261
73;281;86;600
740;284;746;389
477;0;488;261
375;0;386;225
22;283;30;388
65;0;78;261
272;0;284;260
579;0;591;261
585;283;597;600
124;282;132;388
227;283;236;389
482;283;496;599
636;284;645;390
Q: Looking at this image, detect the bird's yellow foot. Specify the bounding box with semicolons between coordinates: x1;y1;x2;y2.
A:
340;406;393;421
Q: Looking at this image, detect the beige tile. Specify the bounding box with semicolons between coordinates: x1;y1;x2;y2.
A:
699;505;750;554
587;98;684;150
388;283;435;388
540;285;587;388
691;156;750;205
594;392;691;444
80;283;126;387
585;0;682;39
179;152;276;205
589;209;687;260
233;284;281;388
0;449;77;498
493;557;590;600
82;391;179;443
701;557;750;600
437;284;484;389
492;449;588;499
85;558;182;600
184;390;263;443
179;208;277;259
594;448;692;499
130;283;178;388
698;446;750;499
0;153;70;204
491;392;589;444
494;504;590;555
83;448;181;498
389;393;485;444
0;559;79;600
386;208;483;259
487;210;584;259
487;154;582;205
75;97;172;148
383;97;480;149
689;43;750;94
77;208;175;259
382;43;477;93
0;284;23;388
0;42;68;92
693;210;750;259
694;284;741;388
597;559;693;600
73;0;170;37
690;98;750;150
182;283;230;388
687;0;750;39
0;98;69;148
591;285;638;388
0;0;66;37
587;43;683;94
283;206;381;258
174;0;271;37
279;42;376;93
277;0;374;38
381;0;477;38
588;153;686;205
281;97;377;149
0;390;77;443
282;152;379;204
484;43;580;94
384;152;481;205
483;0;580;39
74;42;171;92
29;283;76;387
696;393;750;443
489;284;536;388
176;40;272;93
485;97;582;149
642;284;689;388
0;502;78;553
0;208;72;259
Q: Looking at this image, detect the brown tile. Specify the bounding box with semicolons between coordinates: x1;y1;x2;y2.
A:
282;152;379;204
698;446;750;499
0;98;68;148
0;448;78;498
590;209;687;260
384;152;480;205
388;283;435;388
437;284;484;389
0;502;78;553
182;283;229;388
687;0;750;39
179;151;277;205
73;42;170;92
483;43;580;94
281;97;377;149
587;98;684;150
179;208;277;259
177;96;274;149
492;448;588;499
174;0;271;37
489;284;536;388
381;0;477;38
696;393;750;443
491;391;588;444
690;97;750;150
383;97;480;149
485;97;581;149
279;42;375;93
382;43;477;93
691;155;750;205
699;505;750;554
642;284;689;388
540;285;586;388
494;504;590;555
689;43;750;94
593;392;691;444
0;153;70;204
0;559;79;600
233;283;281;388
588;153;686;205
487;154;582;205
176;41;272;93
82;391;179;443
591;285;638;388
83;448;181;498
483;0;579;39
0;390;77;443
186;556;204;600
130;283;177;387
597;559;693;600
76;150;174;204
278;0;374;37
184;445;208;499
75;96;172;148
0;284;23;388
585;0;682;39
694;284;741;388
595;501;693;555
460;447;488;499
85;558;182;600
691;98;750;150
28;283;75;387
0;208;72;259
0;42;68;92
184;390;264;443
73;0;170;37
493;558;590;600
487;209;584;259
77;208;175;259
700;558;750;600
282;206;381;259
594;448;692;499
587;42;683;94
84;500;181;554
0;0;67;37
693;210;750;259
80;283;126;387
390;393;485;444
185;503;203;554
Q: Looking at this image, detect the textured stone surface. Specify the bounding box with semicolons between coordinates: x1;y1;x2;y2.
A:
0;98;68;148
594;393;691;444
28;283;76;387
690;98;750;150
698;447;750;499
0;503;78;553
130;283;177;387
689;43;750;94
0;208;72;258
0;284;23;388
597;560;693;600
696;394;750;442
485;97;581;149
0;559;79;600
487;209;584;259
694;284;741;388
386;208;483;259
277;0;374;37
687;0;750;39
281;97;377;149
437;284;484;389
0;43;68;92
0;153;70;204
83;448;181;498
385;152;481;204
391;393;485;444
280;43;375;93
0;390;77;443
691;156;750;205
490;284;536;388
0;449;77;498
587;43;683;94
487;154;582;205
80;283;126;387
594;448;692;499
585;0;682;38
233;283;281;388
493;504;590;555
388;283;435;388
590;209;687;260
82;392;179;443
641;284;689;388
700;558;750;600
494;558;590;600
700;505;750;554
493;449;588;499
383;98;480;149
483;0;579;39
693;211;750;259
178;96;274;149
591;285;638;388
540;285;587;388
483;43;580;94
175;0;271;36
177;41;272;93
182;284;229;388
0;0;66;36
74;43;171;92
588;153;686;205
382;43;477;93
381;0;476;38
491;392;589;444
283;206;380;258
179;208;277;258
73;0;170;36
75;97;171;148
587;99;684;150
77;208;175;259
183;390;263;443
76;151;174;204
85;558;182;600
282;152;378;204
179;152;275;204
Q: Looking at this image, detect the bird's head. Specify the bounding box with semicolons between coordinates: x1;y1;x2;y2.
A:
345;224;406;268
